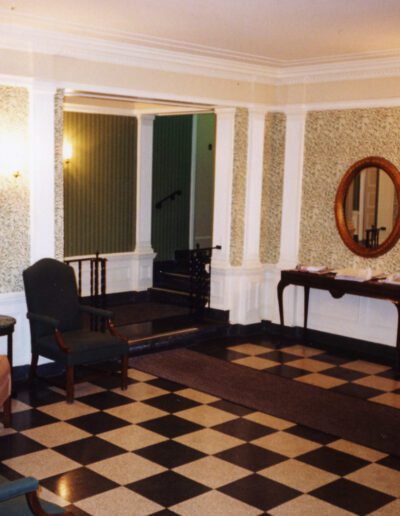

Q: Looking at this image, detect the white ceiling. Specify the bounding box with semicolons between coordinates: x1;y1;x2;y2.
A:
1;0;400;66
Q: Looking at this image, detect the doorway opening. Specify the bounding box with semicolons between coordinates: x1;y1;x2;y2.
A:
61;91;222;345
151;113;216;308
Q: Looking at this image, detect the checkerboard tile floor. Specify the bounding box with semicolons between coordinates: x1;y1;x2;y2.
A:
0;339;399;515
193;337;400;408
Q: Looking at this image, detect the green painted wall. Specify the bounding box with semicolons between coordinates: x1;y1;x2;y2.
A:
63;112;137;256
152;115;193;261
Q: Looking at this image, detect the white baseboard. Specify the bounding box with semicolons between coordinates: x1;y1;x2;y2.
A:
210;262;264;325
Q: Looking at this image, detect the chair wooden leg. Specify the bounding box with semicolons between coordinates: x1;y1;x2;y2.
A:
29;353;39;382
121;354;128;390
66;366;74;404
3;396;11;427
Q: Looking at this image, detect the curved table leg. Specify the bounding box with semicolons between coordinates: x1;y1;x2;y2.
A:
304;286;310;344
277;280;286;348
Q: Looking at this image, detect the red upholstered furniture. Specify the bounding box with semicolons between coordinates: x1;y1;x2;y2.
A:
0;356;11;427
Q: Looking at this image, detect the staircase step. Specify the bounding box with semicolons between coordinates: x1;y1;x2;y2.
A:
154;274;192;292
149;287;192;307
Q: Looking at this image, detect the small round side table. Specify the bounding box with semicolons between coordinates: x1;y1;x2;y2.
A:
0;315;16;375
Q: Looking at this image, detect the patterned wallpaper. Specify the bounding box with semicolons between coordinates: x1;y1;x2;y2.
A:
230;108;248;266
300;107;400;272
260;112;286;264
54;89;64;261
0;86;29;293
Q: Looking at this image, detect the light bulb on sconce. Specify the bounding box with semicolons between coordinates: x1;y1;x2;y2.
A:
0;132;23;179
63;140;73;164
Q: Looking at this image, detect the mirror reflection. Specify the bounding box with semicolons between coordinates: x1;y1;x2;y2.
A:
344;167;398;249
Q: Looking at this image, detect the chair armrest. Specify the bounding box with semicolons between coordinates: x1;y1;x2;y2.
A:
0;477;39;502
79;305;114;319
27;313;59;328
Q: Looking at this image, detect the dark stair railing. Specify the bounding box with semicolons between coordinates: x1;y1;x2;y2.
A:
65;251;107;330
155;189;182;209
189;245;221;315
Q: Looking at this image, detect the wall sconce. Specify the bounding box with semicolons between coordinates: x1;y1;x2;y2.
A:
63;140;73;164
0;131;23;178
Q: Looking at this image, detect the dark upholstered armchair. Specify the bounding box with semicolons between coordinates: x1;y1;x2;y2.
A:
0;355;11;427
0;475;71;515
23;258;129;403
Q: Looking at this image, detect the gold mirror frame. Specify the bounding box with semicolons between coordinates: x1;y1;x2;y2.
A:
335;156;400;258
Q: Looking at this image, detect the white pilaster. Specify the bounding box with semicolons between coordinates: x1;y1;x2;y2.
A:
279;108;307;268
132;114;156;290
211;108;235;267
211;107;267;325
277;107;307;325
29;81;57;263
232;108;267;324
210;108;235;311
243;108;266;267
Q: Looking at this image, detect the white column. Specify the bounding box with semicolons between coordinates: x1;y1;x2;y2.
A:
243;108;266;266
210;108;235;312
132;114;156;290
211;108;235;267
277;107;307;325
232;107;267;325
29;81;57;263
279;108;306;268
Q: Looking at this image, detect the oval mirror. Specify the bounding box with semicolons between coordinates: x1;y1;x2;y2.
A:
335;156;400;257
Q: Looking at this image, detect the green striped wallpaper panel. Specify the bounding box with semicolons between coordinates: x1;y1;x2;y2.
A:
63;112;137;256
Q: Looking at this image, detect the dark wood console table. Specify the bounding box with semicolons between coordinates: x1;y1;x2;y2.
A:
277;269;400;372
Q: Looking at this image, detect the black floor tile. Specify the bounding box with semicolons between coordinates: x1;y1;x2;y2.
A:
213;418;275;441
42;467;118;503
322;366;366;381
331;382;383;399
139;415;202;438
127;470;209;507
0;462;24;480
135;440;205;468
209;399;253;416
264;364;308;379
311;478;394;515
90;375;135;389
377;455;400;471
298;446;369;475
68;411;130;434
259;350;299;363
148;378;185;391
200;347;247;361
55;436;125;465
14;385;65;407
220;473;299;512
216;443;286;471
144;393;198;413
286;424;336;444
0;433;44;460
312;352;353;366
78;391;133;410
10;409;58;431
376;369;398;380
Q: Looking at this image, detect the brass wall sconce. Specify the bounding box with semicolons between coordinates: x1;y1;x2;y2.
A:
63;140;73;165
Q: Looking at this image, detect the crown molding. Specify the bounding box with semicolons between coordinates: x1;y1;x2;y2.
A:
2;22;400;87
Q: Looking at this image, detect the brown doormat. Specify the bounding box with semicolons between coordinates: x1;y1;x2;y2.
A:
130;348;400;457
